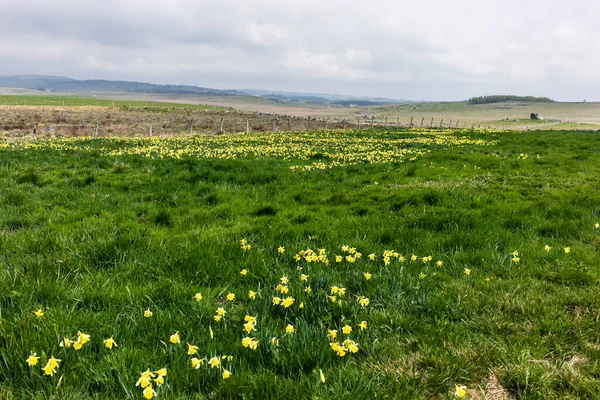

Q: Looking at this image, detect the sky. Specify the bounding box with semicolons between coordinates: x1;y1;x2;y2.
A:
1;0;598;101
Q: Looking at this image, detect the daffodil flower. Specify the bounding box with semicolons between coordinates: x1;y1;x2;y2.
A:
26;353;40;366
103;337;117;349
169;332;180;344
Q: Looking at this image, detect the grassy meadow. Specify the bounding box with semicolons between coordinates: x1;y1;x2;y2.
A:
0;127;599;399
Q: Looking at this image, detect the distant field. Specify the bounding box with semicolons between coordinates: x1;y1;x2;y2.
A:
0;90;599;130
1;127;599;399
0;95;216;109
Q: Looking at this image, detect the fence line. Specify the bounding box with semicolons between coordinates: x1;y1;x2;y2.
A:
1;116;480;141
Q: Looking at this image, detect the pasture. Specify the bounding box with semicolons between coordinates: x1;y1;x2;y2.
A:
0;126;599;399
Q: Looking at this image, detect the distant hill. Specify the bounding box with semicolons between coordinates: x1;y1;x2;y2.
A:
0;75;241;96
0;74;409;105
468;95;555;104
243;88;409;105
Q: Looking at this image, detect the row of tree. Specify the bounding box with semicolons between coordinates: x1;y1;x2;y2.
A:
468;95;555;104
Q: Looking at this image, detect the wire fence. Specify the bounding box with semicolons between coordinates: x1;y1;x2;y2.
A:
1;114;483;142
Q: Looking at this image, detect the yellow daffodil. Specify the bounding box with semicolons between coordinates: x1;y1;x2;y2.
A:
240;269;248;275
208;356;220;368
210;326;214;339
278;246;285;254
357;321;367;331
419;273;426;279
33;309;44;318
144;308;153;318
226;293;235;301
26;353;40;366
342;325;352;335
222;368;232;379
248;290;257;299
194;292;203;301
169;332;180;344
191;357;204;369
299;302;304;309
512;257;520;263
42;357;60;376
454;384;467;397
320;368;326;383
272;297;281;305
328;329;337;341
153;376;164;386
544;245;551;252
187;343;198;355
464;268;471;275
136;370;154;388
286;324;295;334
564;247;571;253
511;250;519;257
363;272;372;280
436;260;443;267
282;297;295;308
300;274;309;282
214;315;222;322
60;337;73;348
216;307;226;316
276;284;289;294
358;297;370;307
77;331;90;345
304;286;312;293
143;386;157;399
368;253;376;260
335;255;342;263
411;254;418;261
103;337;117;349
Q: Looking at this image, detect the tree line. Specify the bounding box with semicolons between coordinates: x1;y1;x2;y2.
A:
468;95;555;104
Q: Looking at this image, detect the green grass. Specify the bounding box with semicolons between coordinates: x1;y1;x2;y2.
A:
0;95;217;110
0;128;599;399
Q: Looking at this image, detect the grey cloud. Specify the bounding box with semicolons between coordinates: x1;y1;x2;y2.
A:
1;0;599;100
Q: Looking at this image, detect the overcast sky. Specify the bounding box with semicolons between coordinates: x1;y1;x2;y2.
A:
1;0;598;101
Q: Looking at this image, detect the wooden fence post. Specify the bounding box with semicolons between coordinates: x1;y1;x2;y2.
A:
189;120;193;135
246;120;249;133
220;118;224;133
343;120;347;129
409;117;413;128
33;124;37;141
421;117;424;128
287;118;291;130
439;119;444;128
149;123;153;137
371;116;374;129
94;123;99;139
455;120;459;128
397;117;399;126
307;117;311;130
325;118;329;130
272;119;276;131
449;120;452;128
357;119;361;130
385;117;388;126
430;118;434;127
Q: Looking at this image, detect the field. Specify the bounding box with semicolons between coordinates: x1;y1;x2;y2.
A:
1;122;599;399
2;91;600;132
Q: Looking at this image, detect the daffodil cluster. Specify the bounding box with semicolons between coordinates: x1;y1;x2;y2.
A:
136;368;167;399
